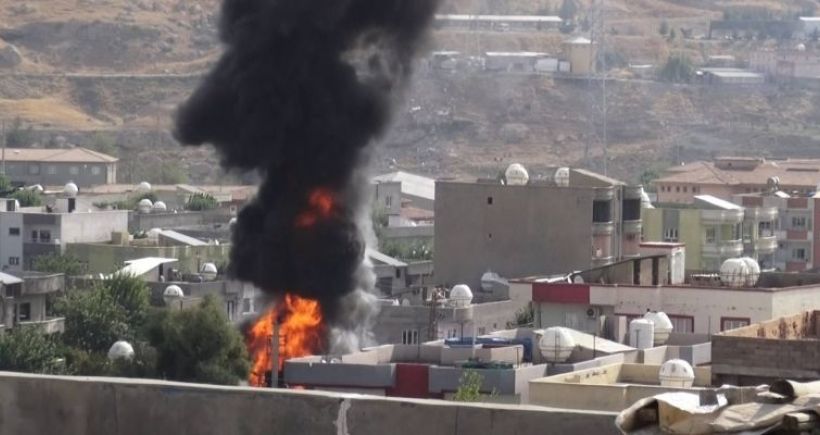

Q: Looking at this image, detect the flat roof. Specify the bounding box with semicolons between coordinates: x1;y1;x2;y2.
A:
113;257;178;278
372;171;435;201
485;51;550;57
0;147;117;163
436;14;562;23
0;272;23;285
693;194;744;210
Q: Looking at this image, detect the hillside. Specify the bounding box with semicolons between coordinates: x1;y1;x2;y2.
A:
0;0;819;184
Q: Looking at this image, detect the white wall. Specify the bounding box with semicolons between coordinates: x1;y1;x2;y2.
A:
772;287;820;318
0;213;24;272
60;211;128;246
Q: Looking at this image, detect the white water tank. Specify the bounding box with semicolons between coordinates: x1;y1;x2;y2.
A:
505;163;530;186
739;257;761;287
720;258;750;287
539;327;576;362
63;182;79;198
108;340;135;361
152;201;167;212
200;263;218;281
137;198;153;214
137;181;152;194
640;187;654;209
659;359;695;388
450;284;473;308
629;319;655;349
643;311;674;346
554;167;570;187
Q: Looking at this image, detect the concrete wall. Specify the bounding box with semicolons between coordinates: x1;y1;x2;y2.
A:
60;211;129;245
0;212;23;272
434;181;595;292
67;242;231;274
0;372;619;435
129;209;233;233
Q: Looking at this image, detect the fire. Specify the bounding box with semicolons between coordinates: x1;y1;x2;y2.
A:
295;188;335;228
246;294;323;387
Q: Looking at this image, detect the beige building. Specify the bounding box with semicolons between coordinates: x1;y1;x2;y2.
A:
562;37;594;75
435;167;642;297
654;157;820;204
0;147;117;188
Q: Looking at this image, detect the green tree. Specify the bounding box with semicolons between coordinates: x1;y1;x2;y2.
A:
144;296;249;385
658;54;694;83
640;169;661;191
0;174;13;196
0;327;62;373
96;273;151;328
58;287;131;353
453;370;484;402
659;20;669;36
11;189;42;207
6;117;34;148
33;254;87;276
185;192;218;211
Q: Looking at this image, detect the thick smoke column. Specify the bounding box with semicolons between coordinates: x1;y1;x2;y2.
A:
174;0;439;331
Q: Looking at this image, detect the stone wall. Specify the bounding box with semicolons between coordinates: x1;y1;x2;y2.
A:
0;372;619;435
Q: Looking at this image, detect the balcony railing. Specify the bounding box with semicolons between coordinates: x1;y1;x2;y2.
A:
17;317;65;334
622;220;642;235
702;239;744;257
701;209;744;224
743;207;778;222
754;236;778;253
592;222;614;235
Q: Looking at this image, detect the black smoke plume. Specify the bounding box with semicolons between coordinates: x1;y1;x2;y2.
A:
174;0;439;328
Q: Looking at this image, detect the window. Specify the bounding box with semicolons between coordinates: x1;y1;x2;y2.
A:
721;317;750;331
622;199;641;221
793;248;807;260
675;186;680;193
8;227;19;236
693;187;700;193
683;186;688;193
30;230;38;242
69;166;79;175
705;227;716;243
487;196;493;205
663;228;679;242
15;302;30;322
8;257;19;266
226;300;235;321
477;327;486;335
447;328;458;338
668;315;694;333
401;329;419;345
28;164;40;175
792;216;807;229
47;165;56;175
39;230;51;243
91;166;102;176
242;298;252;314
592;200;612;223
759;221;773;237
385;195;392;207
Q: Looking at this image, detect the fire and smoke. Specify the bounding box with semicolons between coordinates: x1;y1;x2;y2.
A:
174;0;439;378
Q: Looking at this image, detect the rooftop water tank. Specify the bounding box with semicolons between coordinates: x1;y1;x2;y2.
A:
739;257;761;287
538;327;576;362
659;359;695;388
137;181;152;194
450;284;473;308
640;187;654;209
554;167;570;187
137;198;153;214
643;311;673;345
163;284;184;300
64;182;79;198
200;263;218;281
720;258;754;288
107;340;135;361
480;270;507;292
629;319;655;349
505;163;529;186
29;184;43;193
152;201;167;212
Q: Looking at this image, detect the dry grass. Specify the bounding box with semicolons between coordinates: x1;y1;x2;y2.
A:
0;98;104;129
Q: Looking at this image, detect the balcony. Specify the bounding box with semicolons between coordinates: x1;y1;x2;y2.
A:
17;317;65;334
622;220;642;235
622;186;644;200
701;239;744;257
743;207;778;222
754;236;778;253
700;209;744;224
782;229;810;241
593;188;615;201
592;222;615;236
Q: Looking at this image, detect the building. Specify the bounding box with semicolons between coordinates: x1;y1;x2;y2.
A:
372;171;435;212
642;194;778;271
515;255;820;336
368;249;434;299
711;310;820;386
433;14;562;32
147;279;261;323
751;47;820;79
0;271;65;334
483;52;554;73
81;183;255;213
0;198;128;271
0;147;117;188
435;166;643;296
698;68;765;85
653;157;820;204
800;17;820;37
562;37;594;75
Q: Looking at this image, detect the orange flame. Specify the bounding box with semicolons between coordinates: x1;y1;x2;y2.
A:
295;188;335;228
246;294;323;387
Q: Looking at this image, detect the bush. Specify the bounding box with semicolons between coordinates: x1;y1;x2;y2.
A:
658;54;694;83
453;370;484;402
0;327;62;373
58;288;131;353
33;254;87;276
186;192;218;211
11;189;42;207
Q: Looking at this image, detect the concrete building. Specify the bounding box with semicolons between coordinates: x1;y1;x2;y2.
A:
483;52;553;73
433;14;562;32
712;310;820;386
147;280;261;323
562;37;594;75
515;256;820;335
642;195;777;271
654;157;820;204
435;167;643;296
372;171;435;212
0;271;65;334
368;249;434;299
0;199;128;272
698;68;765;85
751;47;820;79
82;183;255;213
0;147;117;188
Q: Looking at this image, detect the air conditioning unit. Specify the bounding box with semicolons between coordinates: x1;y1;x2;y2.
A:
586;306;602;319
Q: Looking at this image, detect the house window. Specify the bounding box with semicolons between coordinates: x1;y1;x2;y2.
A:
8;257;19;266
15;302;30;322
693;187;700;193
792;216;807;229
31;230;38;242
47;165;56;175
402;329;419;345
478;327;486;335
28;165;40;175
226;300;235;321
720;317;750;331
385;195;392;207
759;221;773;237
793;248;807;260
705;227;716;243
676;186;680;193
91;166;102;176
668;315;694;333
242;298;252;314
592;200;612;223
39;230;51;243
487;196;493;205
663;228;679;242
8;227;19;236
69;166;79;175
683;186;688;193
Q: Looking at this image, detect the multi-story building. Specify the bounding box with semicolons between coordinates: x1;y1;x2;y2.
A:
653;157;820;204
0;197;128;272
0;147;117;188
435;166;643;296
642;194;777;271
0;271;65;334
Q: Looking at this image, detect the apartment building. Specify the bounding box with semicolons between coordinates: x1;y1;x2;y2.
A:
0;147;117;188
435;166;643;296
654;157;820;204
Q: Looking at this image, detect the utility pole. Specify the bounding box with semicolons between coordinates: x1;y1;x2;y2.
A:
1;120;6;176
